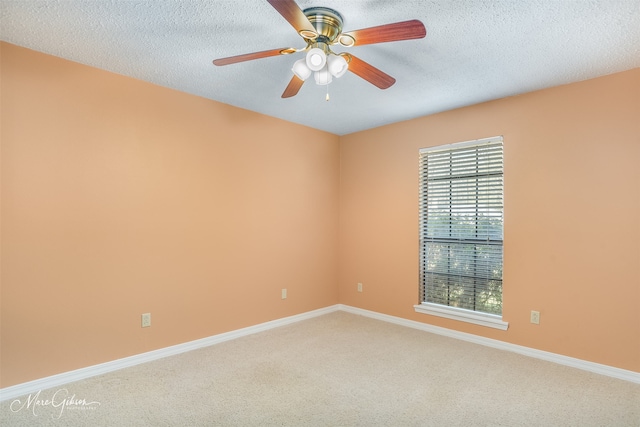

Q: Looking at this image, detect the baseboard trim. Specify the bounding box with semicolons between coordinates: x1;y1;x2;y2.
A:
0;305;340;402
2;303;637;401
337;304;640;384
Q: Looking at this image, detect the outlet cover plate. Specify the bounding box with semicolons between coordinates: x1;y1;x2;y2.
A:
530;310;540;325
141;313;151;328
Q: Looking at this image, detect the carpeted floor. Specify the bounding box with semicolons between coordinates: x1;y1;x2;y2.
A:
1;311;639;426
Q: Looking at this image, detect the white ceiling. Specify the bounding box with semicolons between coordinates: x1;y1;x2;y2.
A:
2;0;639;135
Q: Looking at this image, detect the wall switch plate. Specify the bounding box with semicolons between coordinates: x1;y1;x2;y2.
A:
357;282;363;293
530;310;540;325
141;313;151;328
281;289;287;299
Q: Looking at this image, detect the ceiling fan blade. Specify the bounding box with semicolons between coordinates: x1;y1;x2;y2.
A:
213;48;295;66
266;0;317;36
342;19;426;46
282;75;305;98
347;55;396;89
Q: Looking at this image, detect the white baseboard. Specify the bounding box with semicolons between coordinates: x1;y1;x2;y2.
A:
2;303;637;402
337;304;640;384
0;305;340;402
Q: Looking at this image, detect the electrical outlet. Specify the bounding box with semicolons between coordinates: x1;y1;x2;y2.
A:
357;282;363;293
530;310;540;325
141;313;151;328
281;288;287;299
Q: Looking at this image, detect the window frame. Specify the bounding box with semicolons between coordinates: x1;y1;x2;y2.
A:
414;136;508;330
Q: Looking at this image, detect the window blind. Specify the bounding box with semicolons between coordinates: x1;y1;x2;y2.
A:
419;137;504;315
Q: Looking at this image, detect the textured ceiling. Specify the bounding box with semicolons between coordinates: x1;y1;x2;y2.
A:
2;0;639;135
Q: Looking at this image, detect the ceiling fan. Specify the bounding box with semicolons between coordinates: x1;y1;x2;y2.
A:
212;0;426;99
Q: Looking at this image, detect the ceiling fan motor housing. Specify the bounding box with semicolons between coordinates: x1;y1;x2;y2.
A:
302;7;344;43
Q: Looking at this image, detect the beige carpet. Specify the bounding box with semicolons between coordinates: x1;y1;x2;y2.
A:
1;311;639;426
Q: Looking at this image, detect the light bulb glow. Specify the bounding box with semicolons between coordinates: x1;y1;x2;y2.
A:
310;54;323;66
305;48;327;71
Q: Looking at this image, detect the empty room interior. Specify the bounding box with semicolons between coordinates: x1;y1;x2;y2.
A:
1;0;639;425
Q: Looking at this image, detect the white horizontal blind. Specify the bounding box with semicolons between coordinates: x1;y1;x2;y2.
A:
419;137;504;315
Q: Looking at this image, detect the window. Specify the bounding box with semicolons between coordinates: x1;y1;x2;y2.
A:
414;137;507;330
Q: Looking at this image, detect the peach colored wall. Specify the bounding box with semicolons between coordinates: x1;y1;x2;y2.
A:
1;41;638;389
0;43;340;388
339;68;640;372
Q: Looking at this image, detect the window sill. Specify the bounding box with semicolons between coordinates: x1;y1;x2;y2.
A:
414;303;509;330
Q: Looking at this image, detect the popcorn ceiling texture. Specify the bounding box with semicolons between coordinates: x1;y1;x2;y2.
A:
1;0;639;135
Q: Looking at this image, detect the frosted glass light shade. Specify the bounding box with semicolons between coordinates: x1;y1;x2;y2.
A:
292;59;311;80
327;55;348;78
306;48;327;71
314;67;333;85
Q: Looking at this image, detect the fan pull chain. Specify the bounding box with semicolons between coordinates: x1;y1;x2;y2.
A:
326;84;330;101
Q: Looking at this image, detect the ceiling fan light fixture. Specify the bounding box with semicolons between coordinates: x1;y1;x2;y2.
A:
306;47;327;71
292;58;312;80
327;54;348;78
314;66;333;85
